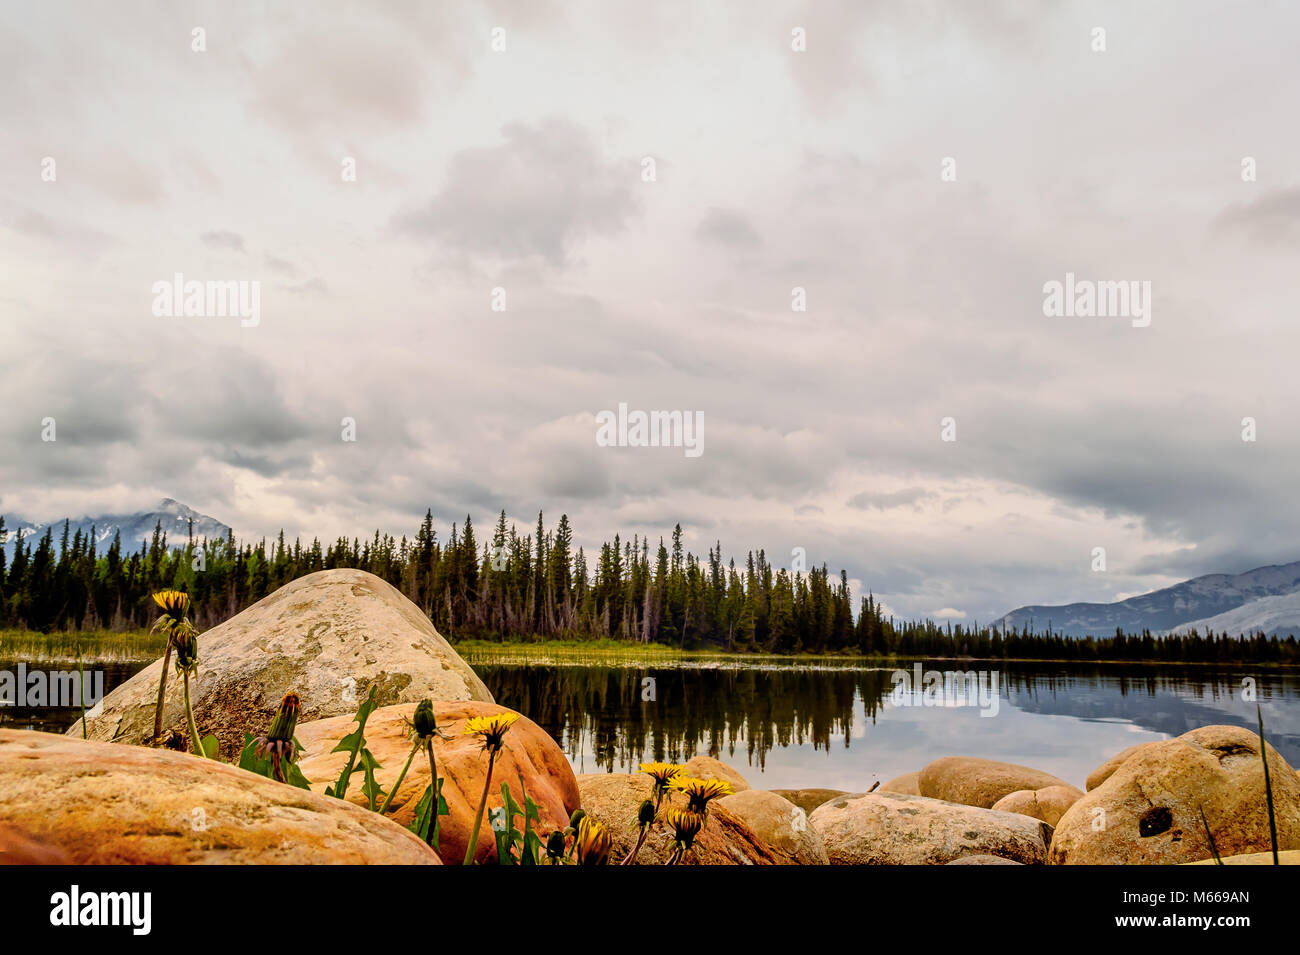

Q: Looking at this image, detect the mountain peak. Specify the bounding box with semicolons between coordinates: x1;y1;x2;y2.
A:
994;560;1300;637
1;500;231;556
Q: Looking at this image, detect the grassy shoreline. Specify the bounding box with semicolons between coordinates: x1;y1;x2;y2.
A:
3;629;1296;669
453;638;1300;669
0;629;166;664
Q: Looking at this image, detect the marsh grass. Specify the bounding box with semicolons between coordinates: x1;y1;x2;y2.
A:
0;629;164;663
455;640;896;669
1258;705;1280;865
1198;805;1223;865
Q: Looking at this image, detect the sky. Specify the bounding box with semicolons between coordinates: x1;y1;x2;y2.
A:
1;0;1298;624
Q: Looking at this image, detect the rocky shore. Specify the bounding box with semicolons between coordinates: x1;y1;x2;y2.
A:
2;569;1296;866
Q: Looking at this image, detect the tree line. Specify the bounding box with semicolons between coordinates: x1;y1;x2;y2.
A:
1;510;1296;664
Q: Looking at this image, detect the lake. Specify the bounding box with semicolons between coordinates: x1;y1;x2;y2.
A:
5;656;1297;792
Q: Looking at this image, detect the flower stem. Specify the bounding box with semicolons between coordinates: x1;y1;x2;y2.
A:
423;739;438;846
182;670;208;758
77;648;87;739
621;827;649;865
463;748;498;865
379;740;420;815
153;643;172;743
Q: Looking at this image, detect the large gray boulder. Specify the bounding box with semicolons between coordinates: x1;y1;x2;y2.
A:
74;569;492;758
809;791;1052;865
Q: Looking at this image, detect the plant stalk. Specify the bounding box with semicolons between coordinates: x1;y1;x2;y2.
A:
379;740;420;815
182;670;207;758
423;739;438;846
77;647;87;739
1258;705;1279;865
463;748;498;865
621;827;649;865
153;642;173;743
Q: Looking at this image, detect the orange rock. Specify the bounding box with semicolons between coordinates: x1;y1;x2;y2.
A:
576;772;778;865
0;730;440;864
1052;724;1300;865
919;756;1073;809
297;701;579;864
0;823;71;865
991;784;1085;827
683;755;751;792
880;772;921;795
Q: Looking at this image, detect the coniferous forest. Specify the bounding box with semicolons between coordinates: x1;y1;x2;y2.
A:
0;510;1296;664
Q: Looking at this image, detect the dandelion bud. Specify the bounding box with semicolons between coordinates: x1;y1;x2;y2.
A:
567;808;586;832
637;799;656;828
546;829;566;860
267;692;299;742
171;626;199;672
413;698;436;738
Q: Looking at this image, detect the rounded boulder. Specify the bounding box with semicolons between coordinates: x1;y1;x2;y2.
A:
75;569;493;758
0;729;440;864
296;701;578;865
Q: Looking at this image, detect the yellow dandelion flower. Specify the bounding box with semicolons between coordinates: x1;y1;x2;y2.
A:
151;589;190;621
671;776;734;813
462;711;521;752
640;761;687;788
665;808;705;854
575;816;612;866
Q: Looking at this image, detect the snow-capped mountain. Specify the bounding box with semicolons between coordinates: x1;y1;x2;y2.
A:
0;498;231;557
993;560;1300;637
1171;591;1300;639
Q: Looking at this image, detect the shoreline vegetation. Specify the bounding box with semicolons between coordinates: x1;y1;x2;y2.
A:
2;510;1297;665
4;629;1300;668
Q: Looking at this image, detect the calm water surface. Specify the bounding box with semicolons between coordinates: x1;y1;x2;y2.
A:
474;659;1300;791
7;657;1297;792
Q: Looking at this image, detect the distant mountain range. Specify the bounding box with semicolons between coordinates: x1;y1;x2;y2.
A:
993;560;1300;638
0;498;231;558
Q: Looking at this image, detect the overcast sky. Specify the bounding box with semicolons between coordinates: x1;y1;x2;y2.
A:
2;1;1298;623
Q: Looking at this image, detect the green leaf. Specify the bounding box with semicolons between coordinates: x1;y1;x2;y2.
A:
358;745;385;811
200;734;220;759
519;774;543;865
236;732;312;790
325;686;378;799
487;780;528;865
236;731;264;773
280;753;314;791
490;806;516;865
407;778;448;851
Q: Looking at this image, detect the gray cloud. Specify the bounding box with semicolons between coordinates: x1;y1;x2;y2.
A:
695;207;763;249
201;230;245;252
396;118;640;268
848;488;934;511
1213;188;1300;245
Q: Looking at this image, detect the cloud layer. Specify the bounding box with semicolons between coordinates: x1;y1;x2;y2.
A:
2;1;1298;623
